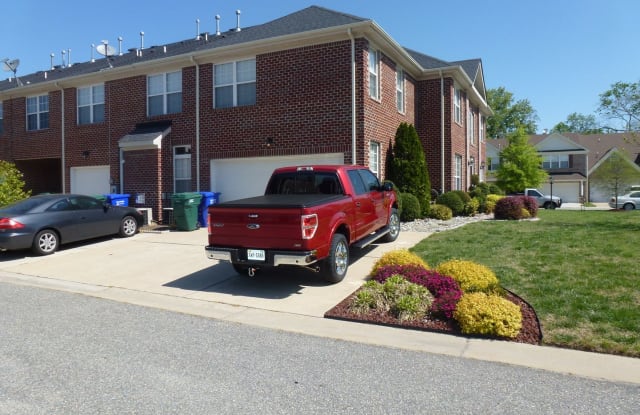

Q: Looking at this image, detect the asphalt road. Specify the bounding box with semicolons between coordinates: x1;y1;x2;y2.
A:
1;282;638;415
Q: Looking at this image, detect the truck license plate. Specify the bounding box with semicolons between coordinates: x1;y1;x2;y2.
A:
247;249;265;261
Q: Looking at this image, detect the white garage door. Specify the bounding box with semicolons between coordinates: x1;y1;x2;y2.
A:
540;182;580;203
210;153;344;202
70;166;111;195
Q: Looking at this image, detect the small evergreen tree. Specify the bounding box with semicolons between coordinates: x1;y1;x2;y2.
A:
387;123;431;215
0;161;31;207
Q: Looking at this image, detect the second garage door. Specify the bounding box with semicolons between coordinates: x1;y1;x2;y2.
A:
210;153;344;202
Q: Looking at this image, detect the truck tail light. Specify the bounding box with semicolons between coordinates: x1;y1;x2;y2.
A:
0;218;25;230
301;214;318;239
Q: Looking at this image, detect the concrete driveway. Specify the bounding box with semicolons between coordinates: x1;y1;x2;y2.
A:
0;228;424;318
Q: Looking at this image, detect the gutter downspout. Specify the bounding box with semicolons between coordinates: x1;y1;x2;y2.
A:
190;56;201;191
439;70;445;194
348;28;356;165
55;82;66;193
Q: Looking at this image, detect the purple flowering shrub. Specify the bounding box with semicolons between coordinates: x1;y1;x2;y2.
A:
425;273;463;318
494;196;526;220
371;264;462;319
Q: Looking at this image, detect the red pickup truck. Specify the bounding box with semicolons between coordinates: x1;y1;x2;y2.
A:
204;165;400;283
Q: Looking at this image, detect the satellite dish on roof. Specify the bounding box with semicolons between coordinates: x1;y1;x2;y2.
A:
2;58;20;73
96;43;116;57
96;41;115;68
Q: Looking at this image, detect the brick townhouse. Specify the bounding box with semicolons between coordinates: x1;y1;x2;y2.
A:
0;6;491;223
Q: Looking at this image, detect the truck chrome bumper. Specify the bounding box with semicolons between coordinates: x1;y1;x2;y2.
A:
205;246;318;267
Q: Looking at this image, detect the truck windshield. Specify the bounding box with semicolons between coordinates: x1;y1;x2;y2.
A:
266;172;343;195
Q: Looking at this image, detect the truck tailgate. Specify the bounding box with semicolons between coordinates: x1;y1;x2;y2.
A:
207;194;346;250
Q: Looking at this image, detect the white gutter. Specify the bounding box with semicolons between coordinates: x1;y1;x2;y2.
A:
55;82;66;193
348;28;356;165
190;56;201;191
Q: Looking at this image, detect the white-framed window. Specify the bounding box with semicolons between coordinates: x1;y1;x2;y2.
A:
369;141;380;176
479;115;485;142
214;58;256;109
454;154;462;190
368;48;380;100
0;101;3;135
77;84;105;125
148;71;182;116
26;94;49;131
453;87;461;124
542;155;569;169
174;145;192;193
396;68;404;113
467;108;475;144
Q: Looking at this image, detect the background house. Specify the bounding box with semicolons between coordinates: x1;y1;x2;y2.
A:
486;132;640;202
0;6;490;222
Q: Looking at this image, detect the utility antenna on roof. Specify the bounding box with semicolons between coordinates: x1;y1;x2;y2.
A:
2;57;22;86
96;40;115;68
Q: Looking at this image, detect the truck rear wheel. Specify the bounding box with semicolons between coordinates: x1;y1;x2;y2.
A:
323;233;349;283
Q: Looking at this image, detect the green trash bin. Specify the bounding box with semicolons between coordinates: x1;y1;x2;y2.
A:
171;192;203;231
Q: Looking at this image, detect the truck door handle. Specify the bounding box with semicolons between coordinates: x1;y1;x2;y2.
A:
355;202;361;207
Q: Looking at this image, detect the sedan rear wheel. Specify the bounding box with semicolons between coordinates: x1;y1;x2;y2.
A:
32;229;59;256
119;216;138;237
623;203;635;211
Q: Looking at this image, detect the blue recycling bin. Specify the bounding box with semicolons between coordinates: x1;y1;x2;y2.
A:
104;193;131;207
197;191;221;227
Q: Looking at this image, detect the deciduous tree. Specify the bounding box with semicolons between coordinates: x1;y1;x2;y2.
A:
598;81;640;132
486;87;538;138
0;161;31;207
495;126;547;193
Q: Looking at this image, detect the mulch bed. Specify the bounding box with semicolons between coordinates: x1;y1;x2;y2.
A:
324;288;543;345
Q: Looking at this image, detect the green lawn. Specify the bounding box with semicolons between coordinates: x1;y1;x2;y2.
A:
410;209;640;358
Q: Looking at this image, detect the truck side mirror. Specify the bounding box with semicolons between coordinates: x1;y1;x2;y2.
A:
382;181;394;191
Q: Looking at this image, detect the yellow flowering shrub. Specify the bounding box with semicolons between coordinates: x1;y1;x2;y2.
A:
485;194;504;214
435;259;499;293
370;249;429;276
454;292;522;338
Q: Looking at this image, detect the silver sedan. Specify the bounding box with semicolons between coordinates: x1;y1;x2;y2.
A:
608;191;640;210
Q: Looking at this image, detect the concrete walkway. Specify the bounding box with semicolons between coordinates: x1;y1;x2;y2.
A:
0;226;638;385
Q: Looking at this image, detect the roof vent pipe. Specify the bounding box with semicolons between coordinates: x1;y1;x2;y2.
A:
215;14;221;35
118;37;123;55
235;10;241;32
140;31;145;52
50;53;55;70
61;50;66;67
196;19;201;40
67;49;72;67
91;44;95;62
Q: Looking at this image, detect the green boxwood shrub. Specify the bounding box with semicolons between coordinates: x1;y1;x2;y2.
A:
435;259;499;293
436;192;465;216
463;197;480;216
399;192;421;222
454;292;522;338
428;204;453;220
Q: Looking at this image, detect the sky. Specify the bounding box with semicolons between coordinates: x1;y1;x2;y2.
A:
2;0;639;133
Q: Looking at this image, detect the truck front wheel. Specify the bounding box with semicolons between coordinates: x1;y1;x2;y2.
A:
323;233;349;283
543;202;556;209
381;208;400;242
